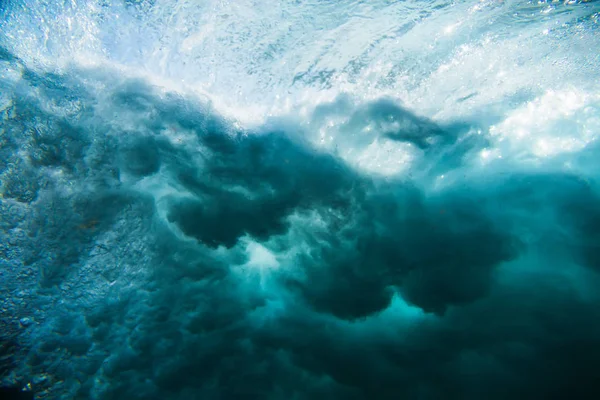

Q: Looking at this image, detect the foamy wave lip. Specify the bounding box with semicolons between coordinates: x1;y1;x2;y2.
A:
1;1;600;399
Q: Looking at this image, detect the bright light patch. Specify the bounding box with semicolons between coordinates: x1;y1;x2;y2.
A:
489;89;596;159
244;241;280;271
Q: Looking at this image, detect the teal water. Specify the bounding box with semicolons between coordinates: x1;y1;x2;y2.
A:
1;1;600;399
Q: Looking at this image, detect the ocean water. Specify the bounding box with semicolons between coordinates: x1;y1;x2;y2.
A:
1;0;599;398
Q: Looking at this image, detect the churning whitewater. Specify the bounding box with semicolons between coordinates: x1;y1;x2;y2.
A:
1;0;600;399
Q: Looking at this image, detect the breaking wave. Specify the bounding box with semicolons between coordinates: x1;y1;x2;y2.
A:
1;1;600;399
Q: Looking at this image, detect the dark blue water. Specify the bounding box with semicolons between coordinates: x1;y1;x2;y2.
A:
1;1;600;399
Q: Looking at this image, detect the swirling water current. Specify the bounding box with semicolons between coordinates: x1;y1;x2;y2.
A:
1;1;600;399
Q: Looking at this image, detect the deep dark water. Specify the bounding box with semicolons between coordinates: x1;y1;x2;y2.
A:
1;47;600;400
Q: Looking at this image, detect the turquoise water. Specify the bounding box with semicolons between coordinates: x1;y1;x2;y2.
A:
1;1;600;398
